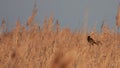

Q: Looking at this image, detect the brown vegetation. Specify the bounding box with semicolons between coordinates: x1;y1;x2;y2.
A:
0;15;120;68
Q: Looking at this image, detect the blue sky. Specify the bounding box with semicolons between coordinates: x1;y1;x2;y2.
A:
0;0;119;31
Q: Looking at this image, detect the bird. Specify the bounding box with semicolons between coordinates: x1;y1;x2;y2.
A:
87;36;97;45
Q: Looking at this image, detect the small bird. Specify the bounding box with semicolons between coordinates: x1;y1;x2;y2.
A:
87;36;97;45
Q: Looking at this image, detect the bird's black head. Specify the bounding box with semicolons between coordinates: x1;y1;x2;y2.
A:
88;36;90;38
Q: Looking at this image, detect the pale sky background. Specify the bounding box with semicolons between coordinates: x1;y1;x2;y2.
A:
0;0;119;31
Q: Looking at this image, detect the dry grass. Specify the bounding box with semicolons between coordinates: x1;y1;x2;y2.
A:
0;17;120;68
0;3;120;68
116;3;120;29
